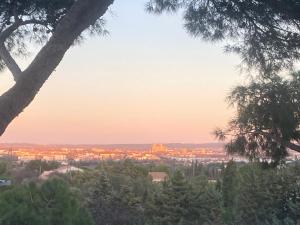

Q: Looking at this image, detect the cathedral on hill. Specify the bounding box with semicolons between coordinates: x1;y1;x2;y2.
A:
150;144;167;153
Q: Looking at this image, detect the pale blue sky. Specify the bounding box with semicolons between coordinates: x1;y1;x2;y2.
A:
0;0;242;144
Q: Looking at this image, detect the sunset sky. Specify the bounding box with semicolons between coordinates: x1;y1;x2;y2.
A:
0;1;242;144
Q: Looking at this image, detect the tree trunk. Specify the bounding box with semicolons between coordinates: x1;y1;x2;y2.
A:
0;0;114;135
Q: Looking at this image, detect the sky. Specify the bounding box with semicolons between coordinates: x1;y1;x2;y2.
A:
0;1;242;144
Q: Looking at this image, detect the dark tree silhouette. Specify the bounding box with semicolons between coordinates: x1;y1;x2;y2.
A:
215;72;300;164
146;0;300;74
0;0;113;136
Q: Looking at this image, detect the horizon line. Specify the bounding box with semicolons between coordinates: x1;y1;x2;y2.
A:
0;142;224;146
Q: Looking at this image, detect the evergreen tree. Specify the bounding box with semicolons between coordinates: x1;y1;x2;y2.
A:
0;161;7;176
0;178;91;225
236;165;281;225
88;172;144;225
189;176;223;225
87;172;114;225
222;160;238;224
147;170;191;225
215;73;300;164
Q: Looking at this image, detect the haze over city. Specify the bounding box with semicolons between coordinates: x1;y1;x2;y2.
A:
0;0;239;144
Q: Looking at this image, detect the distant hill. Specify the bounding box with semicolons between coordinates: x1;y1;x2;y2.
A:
0;142;225;150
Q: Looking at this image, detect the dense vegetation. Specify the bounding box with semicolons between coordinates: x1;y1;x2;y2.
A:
1;159;300;225
215;72;300;165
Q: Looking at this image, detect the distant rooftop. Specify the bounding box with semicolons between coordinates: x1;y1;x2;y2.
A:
149;172;168;182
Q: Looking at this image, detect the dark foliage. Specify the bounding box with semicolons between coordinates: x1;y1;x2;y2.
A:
0;178;92;225
215;72;300;164
0;0;106;71
147;0;300;73
2;160;300;225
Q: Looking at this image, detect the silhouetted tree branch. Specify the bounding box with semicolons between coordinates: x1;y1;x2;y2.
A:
0;0;114;136
215;72;300;164
147;0;300;74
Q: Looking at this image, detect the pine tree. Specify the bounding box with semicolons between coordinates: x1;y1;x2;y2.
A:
235;165;281;225
88;172;144;225
0;178;91;225
189;176;223;225
147;170;191;225
222;160;238;225
88;172;114;225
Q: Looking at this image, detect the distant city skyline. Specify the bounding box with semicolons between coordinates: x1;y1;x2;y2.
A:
0;0;240;144
0;142;230;164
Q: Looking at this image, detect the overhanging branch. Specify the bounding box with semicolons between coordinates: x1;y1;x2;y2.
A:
0;0;114;136
287;142;300;153
0;19;49;81
0;19;49;41
0;43;22;81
